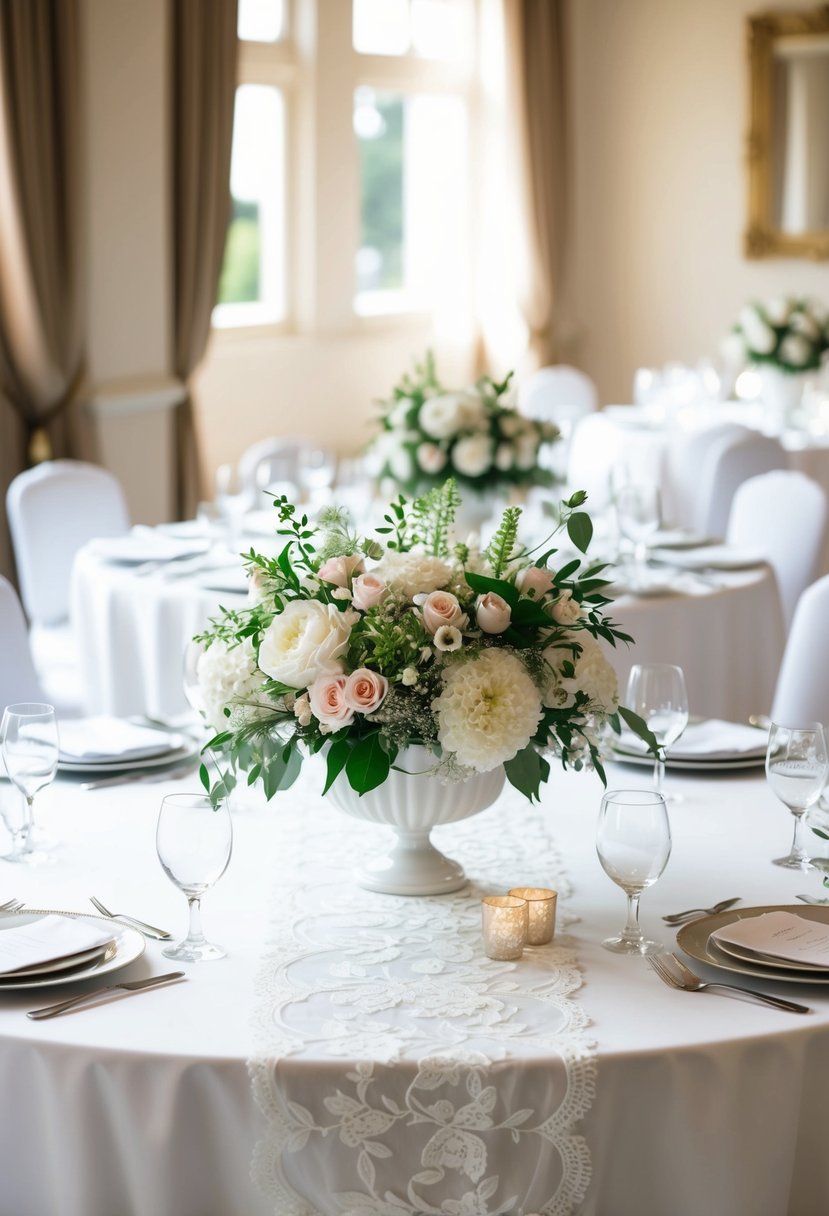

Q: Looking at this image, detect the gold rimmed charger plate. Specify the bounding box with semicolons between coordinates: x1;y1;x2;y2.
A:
677;904;829;985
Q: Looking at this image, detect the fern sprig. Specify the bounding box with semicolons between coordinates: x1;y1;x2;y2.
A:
486;505;523;577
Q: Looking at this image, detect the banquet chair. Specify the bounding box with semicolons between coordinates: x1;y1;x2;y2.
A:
6;460;130;709
566;413;625;512
0;576;46;706
520;366;598;481
771;573;829;727
661;422;749;530
696;428;786;538
726;470;827;627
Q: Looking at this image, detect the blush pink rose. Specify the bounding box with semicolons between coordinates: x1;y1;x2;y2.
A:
344;667;389;713
351;572;388;612
549;589;581;626
476;592;511;634
516;565;555;599
308;673;354;729
422;590;466;634
318;554;365;588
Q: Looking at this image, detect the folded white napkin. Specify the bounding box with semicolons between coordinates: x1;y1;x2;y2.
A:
87;531;208;563
59;717;182;764
615;719;766;761
650;544;764;571
711;911;829;969
0;915;114;976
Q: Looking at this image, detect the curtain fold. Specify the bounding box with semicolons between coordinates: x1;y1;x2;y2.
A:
0;0;90;582
504;0;570;371
170;0;238;520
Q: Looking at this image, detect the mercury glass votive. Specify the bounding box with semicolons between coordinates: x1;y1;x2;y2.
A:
508;887;557;945
481;895;528;960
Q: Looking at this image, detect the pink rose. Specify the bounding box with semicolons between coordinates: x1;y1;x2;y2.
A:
308;673;354;729
344;667;388;713
422;590;466;634
476;592;511;634
352;572;388;612
516;565;555;599
318;554;365;588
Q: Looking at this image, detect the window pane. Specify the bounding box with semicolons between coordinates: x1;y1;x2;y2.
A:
238;0;284;43
215;85;285;326
353;0;470;59
353;0;409;55
354;89;469;325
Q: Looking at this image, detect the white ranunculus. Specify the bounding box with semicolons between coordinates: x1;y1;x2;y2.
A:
764;296;793;326
452;434;493;478
779;332;812;368
417;442;448;475
740;307;776;356
258;600;352;689
419;394;466;439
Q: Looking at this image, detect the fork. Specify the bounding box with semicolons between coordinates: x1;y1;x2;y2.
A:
89;897;172;940
647;952;810;1014
0;899;23;914
662;897;742;924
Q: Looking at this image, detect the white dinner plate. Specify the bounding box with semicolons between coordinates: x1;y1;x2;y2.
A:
58;740;200;775
608;749;766;772
676;904;829;985
0;912;145;990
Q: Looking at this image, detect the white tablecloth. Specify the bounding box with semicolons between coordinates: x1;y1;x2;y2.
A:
2;756;829;1215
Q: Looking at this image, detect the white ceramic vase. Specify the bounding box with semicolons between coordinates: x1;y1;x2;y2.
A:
759;364;808;433
324;745;505;896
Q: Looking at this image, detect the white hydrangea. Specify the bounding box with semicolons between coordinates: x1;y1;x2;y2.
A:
196;636;269;732
433;648;543;772
375;550;454;599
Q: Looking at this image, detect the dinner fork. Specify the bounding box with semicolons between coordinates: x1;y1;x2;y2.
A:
647;952;810;1014
0;899;23;914
662;897;742;924
89;897;172;940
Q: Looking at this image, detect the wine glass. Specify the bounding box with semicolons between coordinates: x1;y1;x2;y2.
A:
0;703;59;864
156;792;233;961
615;483;661;588
597;788;672;954
214;463;251;556
625;664;689;798
765;721;829;870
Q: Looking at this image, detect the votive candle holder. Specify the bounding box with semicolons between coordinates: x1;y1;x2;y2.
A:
481;895;528;960
508;887;557;945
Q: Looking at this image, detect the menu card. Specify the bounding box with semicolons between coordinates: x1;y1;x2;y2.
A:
711;911;829;968
0;916;114;976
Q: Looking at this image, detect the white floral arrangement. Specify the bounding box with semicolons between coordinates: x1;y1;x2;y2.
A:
724;296;829;373
371;352;559;496
194;482;653;802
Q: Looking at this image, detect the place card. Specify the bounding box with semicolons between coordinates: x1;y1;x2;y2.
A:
711;911;829;968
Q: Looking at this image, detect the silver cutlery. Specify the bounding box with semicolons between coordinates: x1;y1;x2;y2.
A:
80;762;198;792
647;952;810;1014
27;971;185;1020
662;897;742;924
796;893;829;905
0;899;23;914
89;897;172;940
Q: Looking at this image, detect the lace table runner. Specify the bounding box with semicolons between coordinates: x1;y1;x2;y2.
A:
249;786;595;1216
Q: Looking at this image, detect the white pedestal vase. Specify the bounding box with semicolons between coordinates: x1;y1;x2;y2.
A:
324;745;505;896
758;365;808;434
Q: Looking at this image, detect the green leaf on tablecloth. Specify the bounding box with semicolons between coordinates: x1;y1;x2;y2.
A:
504;745;550;802
346;733;391;795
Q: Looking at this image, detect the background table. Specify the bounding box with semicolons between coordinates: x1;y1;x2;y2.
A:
2;755;829;1215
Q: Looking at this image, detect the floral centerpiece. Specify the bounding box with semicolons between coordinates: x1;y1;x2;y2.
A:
195;481;652;808
724;296;829;373
371;352;559;498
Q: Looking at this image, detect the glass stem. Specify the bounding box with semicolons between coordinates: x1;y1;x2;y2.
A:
634;541;648;569
22;796;34;854
790;810;808;864
186;896;206;945
622;891;643;943
653;756;665;796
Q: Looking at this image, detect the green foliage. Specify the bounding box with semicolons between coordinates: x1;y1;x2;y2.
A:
217;198;260;305
486;506;523;577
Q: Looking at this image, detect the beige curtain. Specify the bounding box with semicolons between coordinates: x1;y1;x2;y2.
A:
0;0;90;582
170;0;238;519
504;0;570;370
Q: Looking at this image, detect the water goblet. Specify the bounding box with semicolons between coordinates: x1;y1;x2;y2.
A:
625;663;689;798
615;483;661;589
597;788;672;954
0;703;59;864
765;721;829;870
156;792;233;961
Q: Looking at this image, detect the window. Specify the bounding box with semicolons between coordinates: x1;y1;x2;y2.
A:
352;0;472;60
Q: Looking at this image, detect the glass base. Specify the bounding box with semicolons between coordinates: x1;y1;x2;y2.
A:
0;847;56;866
602;934;664;955
162;938;226;962
772;853;813;871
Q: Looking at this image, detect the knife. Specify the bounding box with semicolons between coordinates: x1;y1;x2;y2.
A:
80;763;197;791
27;971;185;1020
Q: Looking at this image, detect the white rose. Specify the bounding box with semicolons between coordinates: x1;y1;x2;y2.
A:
258;600;352;689
419;394;466;439
790;308;819;341
498;414;522;438
475;592;511;633
457;392;488;431
543;634;618;712
549;590;582;625
764;296;792;326
495;442;514;471
514;435;539;471
417;442;448;475
452;434;493;478
779;332;812;368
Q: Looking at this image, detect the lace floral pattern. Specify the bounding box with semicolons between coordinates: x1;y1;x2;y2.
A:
249;781;595;1216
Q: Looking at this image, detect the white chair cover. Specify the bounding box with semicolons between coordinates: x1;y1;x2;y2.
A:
0;577;45;705
697;429;786;538
727;470;828;626
566;413;626;512
518;365;598;424
772;573;829;727
6;460;130;626
661;423;749;531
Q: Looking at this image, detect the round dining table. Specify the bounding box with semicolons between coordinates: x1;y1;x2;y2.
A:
1;752;829;1216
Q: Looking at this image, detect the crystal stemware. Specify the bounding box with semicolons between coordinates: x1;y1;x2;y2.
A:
615;483;662;589
0;703;59;864
765;721;829;870
625;663;689;798
597;788;672;955
156;792;233;961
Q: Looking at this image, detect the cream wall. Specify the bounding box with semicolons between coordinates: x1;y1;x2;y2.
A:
569;0;829;407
